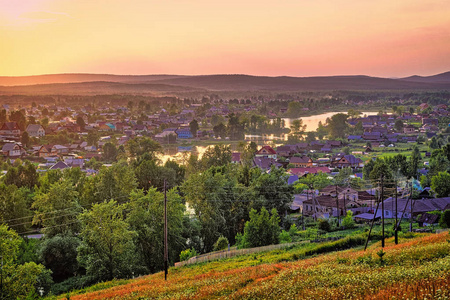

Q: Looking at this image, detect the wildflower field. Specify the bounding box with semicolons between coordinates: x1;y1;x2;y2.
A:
52;232;450;300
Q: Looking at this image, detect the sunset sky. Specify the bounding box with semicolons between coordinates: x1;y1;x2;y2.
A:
1;0;450;77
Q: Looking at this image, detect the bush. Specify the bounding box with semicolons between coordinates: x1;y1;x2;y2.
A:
50;276;96;295
213;236;229;251
179;248;198;262
318;219;331;232
279;230;292;244
342;210;355;229
304;235;365;256
440;210;450;228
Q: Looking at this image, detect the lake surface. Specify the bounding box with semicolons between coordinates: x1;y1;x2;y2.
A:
283;111;379;131
159;111;379;163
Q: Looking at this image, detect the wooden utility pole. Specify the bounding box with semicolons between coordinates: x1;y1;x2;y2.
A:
335;185;339;226
381;174;385;248
1;255;3;300
394;179;398;245
409;180;413;232
164;179;168;280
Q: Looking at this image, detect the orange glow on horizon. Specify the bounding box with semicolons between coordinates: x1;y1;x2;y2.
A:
1;0;449;77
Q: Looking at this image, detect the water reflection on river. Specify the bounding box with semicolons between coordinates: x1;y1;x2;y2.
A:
158;111;379;164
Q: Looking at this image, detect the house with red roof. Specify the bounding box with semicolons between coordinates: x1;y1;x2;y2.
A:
255;145;277;159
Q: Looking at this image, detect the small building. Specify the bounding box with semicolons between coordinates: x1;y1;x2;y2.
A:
255;145;277;159
403;124;415;134
289;156;313;168
26;124;45;137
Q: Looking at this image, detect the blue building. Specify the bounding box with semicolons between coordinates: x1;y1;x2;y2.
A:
176;128;193;139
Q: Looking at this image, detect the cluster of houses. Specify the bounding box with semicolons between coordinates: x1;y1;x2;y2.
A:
236;144;364;177
347;110;446;145
292;183;450;227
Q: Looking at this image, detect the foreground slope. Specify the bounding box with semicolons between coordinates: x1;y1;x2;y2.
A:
52;232;450;300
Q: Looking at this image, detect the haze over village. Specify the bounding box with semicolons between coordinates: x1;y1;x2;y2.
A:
1;1;450;299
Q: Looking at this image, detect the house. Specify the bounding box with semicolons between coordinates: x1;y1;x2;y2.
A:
403;124;415;134
26;124;45;137
417;213;440;227
1;143;24;158
303;194;362;218
288;167;330;177
253;157;279;171
176;127;193;139
50;161;70;170
0;122;21;138
231;152;241;164
52;145;69;155
255;145;277;159
289;156;313;168
422;118;438;126
331;155;363;168
362;131;382;141
276;145;296;157
37;145;57;158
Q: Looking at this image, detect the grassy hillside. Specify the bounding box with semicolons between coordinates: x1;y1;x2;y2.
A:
48;232;450;300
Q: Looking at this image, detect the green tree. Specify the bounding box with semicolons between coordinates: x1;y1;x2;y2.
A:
227;113;245;140
126;136;161;158
326;113;348;139
200;145;232;170
213;122;227;138
76;116;86;130
0;184;32;233
316;121;328;140
287;101;302;117
342;210;355;228
86;130;99;147
409;145;421;178
394;120;404;132
431;172;450;197
189;119;199;138
38;234;81;282
0;225;53;298
126;189;186;273
102;142;118;162
213;236;229;251
241;207;280;248
253;166;294;215
21;131;30;147
32;181;81;237
78;200;137;281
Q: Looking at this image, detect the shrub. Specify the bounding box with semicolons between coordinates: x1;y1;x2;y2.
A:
213;236;229;251
279;230;292;244
440;210;450;228
318;219;331;232
342;210;355;229
179;248;197;262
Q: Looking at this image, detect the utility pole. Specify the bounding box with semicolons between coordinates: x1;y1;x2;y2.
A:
394;179;398;245
335;185;339;226
164;179;168;280
381;174;385;248
311;185;316;221
1;255;3;300
409;180;413;232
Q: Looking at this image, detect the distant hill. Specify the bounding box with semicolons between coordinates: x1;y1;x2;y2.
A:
400;71;450;83
0;72;449;94
0;81;204;95
0;74;185;86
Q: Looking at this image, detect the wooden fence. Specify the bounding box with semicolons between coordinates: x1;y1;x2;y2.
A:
174;240;309;267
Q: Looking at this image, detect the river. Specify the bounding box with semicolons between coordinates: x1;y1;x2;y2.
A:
158;111;379;163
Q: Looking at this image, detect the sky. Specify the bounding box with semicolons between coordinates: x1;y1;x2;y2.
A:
1;0;450;77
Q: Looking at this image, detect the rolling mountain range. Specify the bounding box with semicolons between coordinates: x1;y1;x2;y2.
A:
0;72;449;95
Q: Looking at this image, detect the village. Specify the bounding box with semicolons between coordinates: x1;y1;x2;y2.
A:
1;98;450;230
